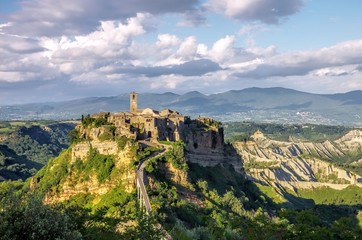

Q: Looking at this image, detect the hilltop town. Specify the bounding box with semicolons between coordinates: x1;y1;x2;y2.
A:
102;91;185;142
74;92;243;171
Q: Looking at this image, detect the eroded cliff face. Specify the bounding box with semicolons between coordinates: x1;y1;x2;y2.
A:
181;118;243;172
42;139;136;204
77;125;113;141
184;130;243;172
233;130;362;191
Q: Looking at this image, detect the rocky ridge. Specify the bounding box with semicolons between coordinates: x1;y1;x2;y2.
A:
233;130;362;191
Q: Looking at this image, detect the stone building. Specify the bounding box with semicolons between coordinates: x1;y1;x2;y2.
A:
108;92;185;142
88;92;242;171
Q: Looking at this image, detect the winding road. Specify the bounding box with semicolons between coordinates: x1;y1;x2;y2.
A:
136;144;168;214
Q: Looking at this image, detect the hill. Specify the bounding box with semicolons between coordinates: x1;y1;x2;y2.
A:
0;121;76;181
1;87;361;126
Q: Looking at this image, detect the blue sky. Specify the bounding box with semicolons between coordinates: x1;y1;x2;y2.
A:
0;0;361;104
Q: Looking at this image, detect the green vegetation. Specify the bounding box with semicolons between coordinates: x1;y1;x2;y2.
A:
164;141;187;171
243;159;279;170
295;185;362;205
68;128;81;144
81;114;111;128
115;135;129;150
0;145;39;180
0;180;164;240
1;123;75;165
0;121;75;181
98;125;117;141
0;181;82;240
0;120;62;133
1;120;362;239
145;141;187;173
256;183;287;204
35;149;71;195
224;122;352;142
73;147;116;184
147;162;362;239
1;138;362;239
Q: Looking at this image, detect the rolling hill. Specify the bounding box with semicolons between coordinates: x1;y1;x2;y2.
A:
0;87;361;126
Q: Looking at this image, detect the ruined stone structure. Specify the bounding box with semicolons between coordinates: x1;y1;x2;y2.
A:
107;92;185;142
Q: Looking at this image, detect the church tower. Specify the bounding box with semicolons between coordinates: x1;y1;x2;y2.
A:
130;91;138;113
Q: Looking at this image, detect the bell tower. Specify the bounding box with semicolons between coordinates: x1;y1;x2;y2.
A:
130;91;138;113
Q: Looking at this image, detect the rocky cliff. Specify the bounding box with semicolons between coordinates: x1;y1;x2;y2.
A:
233;130;362;191
34;135;137;204
182;117;243;172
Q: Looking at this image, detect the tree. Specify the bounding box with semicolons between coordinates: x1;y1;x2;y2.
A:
0;183;82;240
68;129;81;144
122;213;164;240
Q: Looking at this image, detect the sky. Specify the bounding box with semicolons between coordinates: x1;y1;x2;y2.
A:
0;0;361;105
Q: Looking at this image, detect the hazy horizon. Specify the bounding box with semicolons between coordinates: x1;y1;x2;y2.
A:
1;86;361;106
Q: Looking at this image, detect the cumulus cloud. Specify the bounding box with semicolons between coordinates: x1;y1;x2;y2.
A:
209;35;235;63
2;0;200;36
177;36;198;59
38;13;151;75
206;0;304;24
234;40;362;79
156;34;180;48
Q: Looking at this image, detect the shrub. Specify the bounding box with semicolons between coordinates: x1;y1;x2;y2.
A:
99;126;116;141
86;147;115;184
68;129;81;144
0;190;82;240
116;136;129;150
165;141;188;171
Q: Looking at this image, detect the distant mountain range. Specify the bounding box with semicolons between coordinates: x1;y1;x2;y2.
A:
1;87;361;126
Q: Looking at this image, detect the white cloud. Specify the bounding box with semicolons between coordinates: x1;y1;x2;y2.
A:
312;65;358;77
156;34;180;47
209;35;235;63
2;0;200;37
234;40;362;79
0;33;44;54
206;0;304;24
177;36;198;59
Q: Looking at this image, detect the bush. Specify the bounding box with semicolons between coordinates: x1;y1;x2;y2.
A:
99;126;116;141
0;184;82;240
165;141;188;171
116;136;129;150
68;129;81;144
36;149;71;195
86;147;115;184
